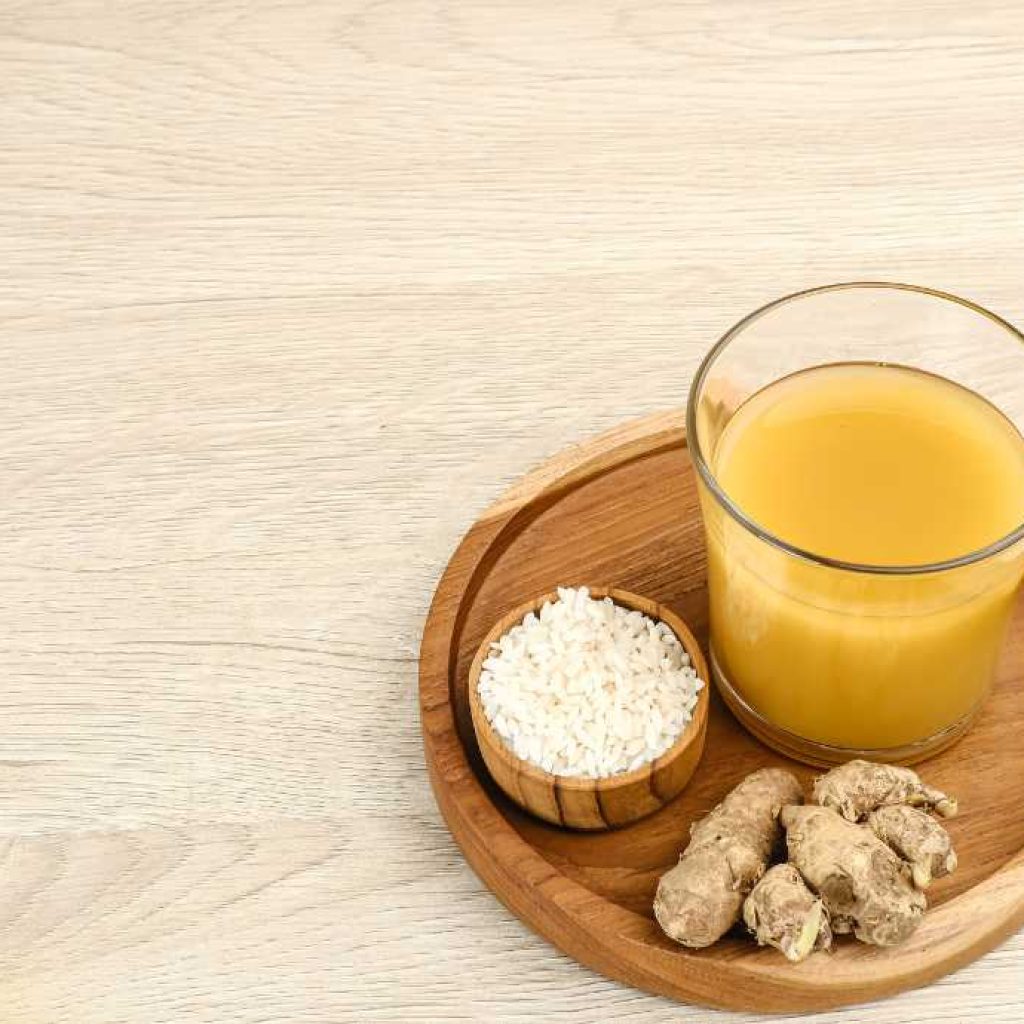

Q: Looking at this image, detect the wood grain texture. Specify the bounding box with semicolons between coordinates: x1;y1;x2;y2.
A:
421;413;1024;1012
2;0;1024;1020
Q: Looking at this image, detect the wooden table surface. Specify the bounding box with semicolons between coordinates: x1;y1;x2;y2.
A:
3;1;1024;1020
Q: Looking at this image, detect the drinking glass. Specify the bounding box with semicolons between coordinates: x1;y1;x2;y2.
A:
686;282;1024;765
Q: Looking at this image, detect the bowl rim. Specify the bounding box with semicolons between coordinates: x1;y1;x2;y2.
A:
467;586;710;793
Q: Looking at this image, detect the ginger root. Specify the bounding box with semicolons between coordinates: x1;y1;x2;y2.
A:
781;804;926;946
654;768;802;948
653;759;958;959
867;804;958;890
812;760;957;822
743;864;832;962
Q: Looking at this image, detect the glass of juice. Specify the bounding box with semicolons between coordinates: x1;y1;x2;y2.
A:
687;283;1024;765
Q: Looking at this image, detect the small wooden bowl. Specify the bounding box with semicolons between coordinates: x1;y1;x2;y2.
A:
468;587;709;830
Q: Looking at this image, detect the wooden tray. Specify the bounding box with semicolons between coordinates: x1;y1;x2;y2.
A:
419;410;1024;1012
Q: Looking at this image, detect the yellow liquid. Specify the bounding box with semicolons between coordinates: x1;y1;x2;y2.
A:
705;363;1024;750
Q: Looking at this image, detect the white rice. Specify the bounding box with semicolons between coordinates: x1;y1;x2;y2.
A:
477;586;704;779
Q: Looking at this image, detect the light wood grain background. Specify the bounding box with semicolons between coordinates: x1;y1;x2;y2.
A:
2;0;1023;1020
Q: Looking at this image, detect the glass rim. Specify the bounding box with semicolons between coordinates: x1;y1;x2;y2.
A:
685;281;1024;576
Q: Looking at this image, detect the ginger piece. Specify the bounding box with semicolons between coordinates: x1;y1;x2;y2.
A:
812;760;957;822
868;804;958;890
654;768;802;948
781;804;926;947
743;864;832;962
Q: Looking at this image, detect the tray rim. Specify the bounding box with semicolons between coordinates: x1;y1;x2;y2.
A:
418;408;1024;1012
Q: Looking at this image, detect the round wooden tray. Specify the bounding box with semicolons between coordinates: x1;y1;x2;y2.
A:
418;410;1024;1012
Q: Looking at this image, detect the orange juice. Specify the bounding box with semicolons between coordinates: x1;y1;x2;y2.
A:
705;363;1024;751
